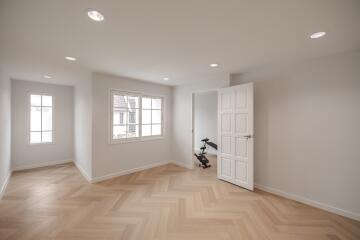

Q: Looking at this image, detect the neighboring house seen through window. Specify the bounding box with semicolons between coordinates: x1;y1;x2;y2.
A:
111;91;163;142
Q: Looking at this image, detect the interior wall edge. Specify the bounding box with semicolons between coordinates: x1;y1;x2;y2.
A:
11;159;73;171
0;69;12;201
74;160;92;183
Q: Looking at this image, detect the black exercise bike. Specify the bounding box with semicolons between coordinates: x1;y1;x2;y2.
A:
194;138;217;169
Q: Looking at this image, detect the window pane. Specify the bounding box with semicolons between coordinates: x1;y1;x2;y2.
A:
113;95;127;108
142;97;151;109
142;110;151;124
42;132;52;143
127;125;139;138
128;96;139;109
42;107;52;131
152;98;162;109
31;95;41;106
128;110;139;124
152;124;161;136
142;125;151;136
42;95;52;107
113;111;120;125
113;125;127;139
113;110;127;125
30;132;41;144
31;107;41;131
152;110;161;124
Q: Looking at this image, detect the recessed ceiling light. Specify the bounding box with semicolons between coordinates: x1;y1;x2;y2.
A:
310;32;326;39
44;75;52;79
209;63;219;68
87;10;104;22
65;56;76;61
163;77;169;81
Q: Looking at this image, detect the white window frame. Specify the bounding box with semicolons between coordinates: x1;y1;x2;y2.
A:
28;93;55;145
109;89;165;144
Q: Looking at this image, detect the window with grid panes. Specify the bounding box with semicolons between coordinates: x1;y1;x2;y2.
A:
30;94;53;144
141;97;162;137
111;91;163;142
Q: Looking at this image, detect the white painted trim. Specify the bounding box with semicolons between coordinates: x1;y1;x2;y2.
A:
12;159;72;171
74;161;92;183
255;183;360;222
0;172;11;199
91;161;170;183
171;160;194;169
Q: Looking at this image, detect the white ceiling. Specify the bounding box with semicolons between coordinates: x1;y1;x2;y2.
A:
1;0;360;86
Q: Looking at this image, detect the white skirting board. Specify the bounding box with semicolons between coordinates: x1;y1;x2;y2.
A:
2;160;73;199
74;161;92;183
9;158;358;221
75;160;194;183
90;161;171;183
171;160;194;169
12;159;73;171
255;183;360;222
0;172;11;199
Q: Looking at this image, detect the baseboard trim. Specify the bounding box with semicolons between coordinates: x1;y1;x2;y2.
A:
171;160;194;169
255;183;360;221
74;161;92;183
91;161;170;183
12;159;73;171
0;172;11;199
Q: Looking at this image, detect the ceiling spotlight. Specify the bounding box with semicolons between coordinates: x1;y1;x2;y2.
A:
87;10;104;22
310;32;326;39
209;63;219;68
163;77;169;81
44;75;52;79
65;56;76;61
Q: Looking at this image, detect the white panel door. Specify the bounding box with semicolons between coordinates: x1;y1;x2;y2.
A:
217;83;254;191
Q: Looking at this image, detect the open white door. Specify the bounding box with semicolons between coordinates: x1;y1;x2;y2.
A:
217;83;254;191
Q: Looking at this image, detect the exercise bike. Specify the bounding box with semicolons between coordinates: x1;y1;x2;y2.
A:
194;138;217;169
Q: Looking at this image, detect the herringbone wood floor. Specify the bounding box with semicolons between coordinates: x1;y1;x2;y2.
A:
0;158;359;240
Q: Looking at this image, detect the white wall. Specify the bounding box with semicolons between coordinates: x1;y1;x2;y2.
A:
0;68;11;198
91;73;173;180
194;91;217;155
11;80;74;169
238;50;360;219
74;79;93;180
172;78;229;168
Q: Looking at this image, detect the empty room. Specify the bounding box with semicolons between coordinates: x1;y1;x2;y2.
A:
0;0;360;239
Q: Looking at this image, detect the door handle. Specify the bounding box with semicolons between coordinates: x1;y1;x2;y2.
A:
243;135;252;139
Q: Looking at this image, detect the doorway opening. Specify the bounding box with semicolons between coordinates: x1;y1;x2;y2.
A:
192;90;218;172
191;83;254;191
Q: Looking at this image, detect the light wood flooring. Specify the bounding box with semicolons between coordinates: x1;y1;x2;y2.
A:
0;158;359;240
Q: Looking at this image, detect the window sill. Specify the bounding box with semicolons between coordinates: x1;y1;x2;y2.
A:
110;136;164;145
